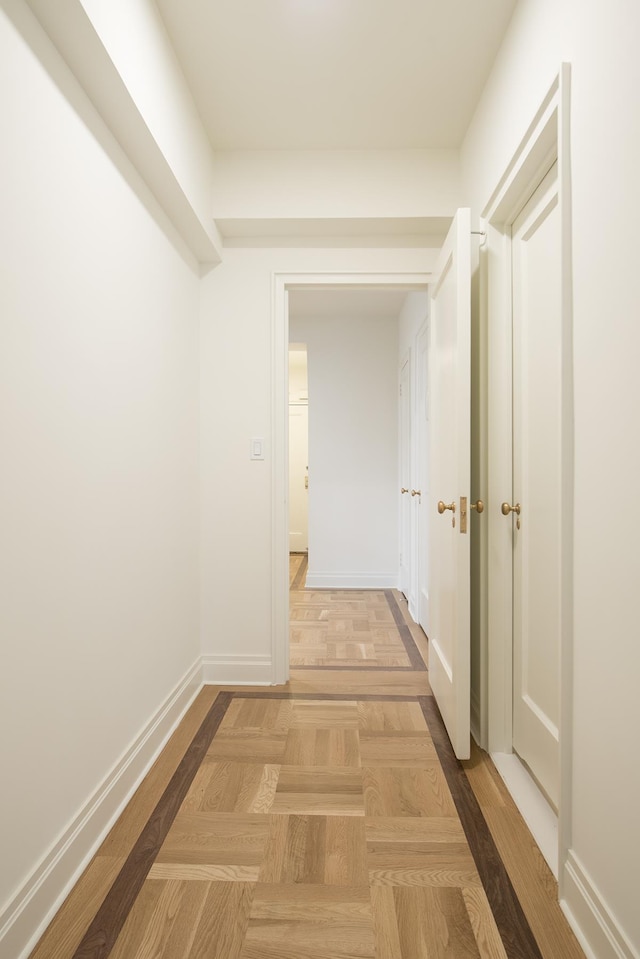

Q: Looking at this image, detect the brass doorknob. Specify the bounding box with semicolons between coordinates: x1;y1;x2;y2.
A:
501;502;521;516
437;501;456;514
401;488;409;494
470;500;484;514
411;489;422;497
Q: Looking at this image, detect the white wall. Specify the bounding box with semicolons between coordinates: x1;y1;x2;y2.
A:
289;312;399;588
0;7;201;955
212;149;461;221
199;246;437;679
462;2;640;955
22;0;222;262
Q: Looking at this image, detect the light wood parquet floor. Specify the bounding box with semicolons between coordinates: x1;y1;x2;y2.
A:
289;553;428;670
27;559;586;959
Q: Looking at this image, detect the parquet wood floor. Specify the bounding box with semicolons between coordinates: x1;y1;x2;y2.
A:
289;554;427;670
28;571;586;959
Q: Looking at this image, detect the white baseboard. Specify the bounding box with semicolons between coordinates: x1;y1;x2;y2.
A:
490;751;558;878
470;689;482;748
305;571;399;590
202;654;274;685
561;851;638;959
0;658;203;959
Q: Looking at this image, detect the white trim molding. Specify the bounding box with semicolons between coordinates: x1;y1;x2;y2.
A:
0;658;203;959
202;654;274;685
305;571;399;590
561;852;638;959
271;271;432;688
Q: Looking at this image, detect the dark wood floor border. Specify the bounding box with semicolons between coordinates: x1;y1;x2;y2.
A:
236;690;427;702
384;589;428;670
292;664;418;671
418;696;544;959
290;552;308;591
69;691;234;959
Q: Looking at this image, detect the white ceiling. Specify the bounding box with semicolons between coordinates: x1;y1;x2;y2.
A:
155;0;517;151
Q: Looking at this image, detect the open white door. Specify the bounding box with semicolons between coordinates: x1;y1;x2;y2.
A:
429;208;471;759
415;323;431;634
399;355;412;599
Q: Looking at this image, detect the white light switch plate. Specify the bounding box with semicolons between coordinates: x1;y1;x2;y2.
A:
250;437;264;460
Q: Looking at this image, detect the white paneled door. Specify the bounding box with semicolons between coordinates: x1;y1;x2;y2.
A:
510;164;561;808
429;209;472;760
415;323;431;634
399;356;412;600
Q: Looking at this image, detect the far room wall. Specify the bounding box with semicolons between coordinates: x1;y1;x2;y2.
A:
289;310;400;589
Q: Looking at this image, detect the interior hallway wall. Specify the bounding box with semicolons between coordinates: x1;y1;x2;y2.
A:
199;246;437;680
462;1;640;954
289;312;399;588
0;5;201;948
212;148;461;221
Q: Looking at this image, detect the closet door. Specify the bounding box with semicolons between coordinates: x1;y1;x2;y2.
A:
510;163;561;807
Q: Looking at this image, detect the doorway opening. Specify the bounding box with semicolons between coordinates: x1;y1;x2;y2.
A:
287;288;416;671
271;273;431;684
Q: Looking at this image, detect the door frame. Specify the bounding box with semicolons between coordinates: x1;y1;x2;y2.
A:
482;66;574;886
271;272;431;685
